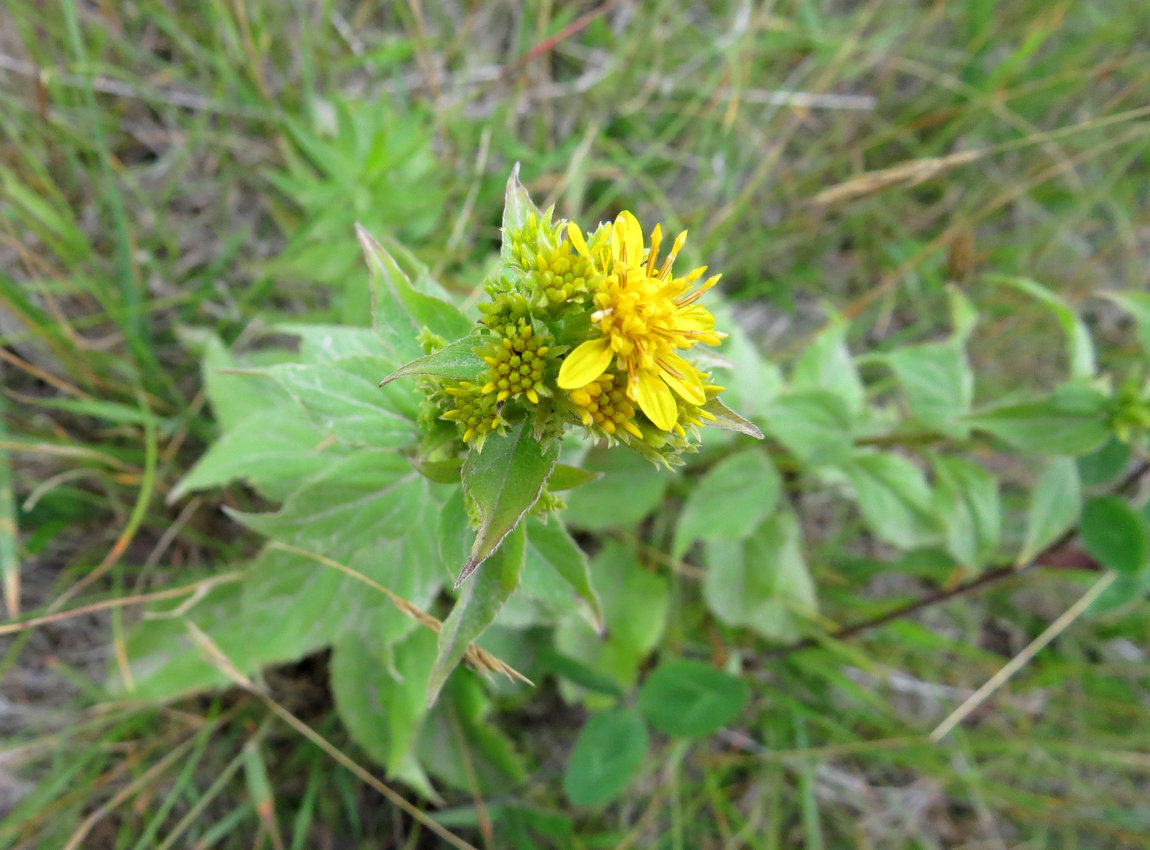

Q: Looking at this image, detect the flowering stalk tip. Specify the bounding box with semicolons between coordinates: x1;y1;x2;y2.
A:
392;176;760;467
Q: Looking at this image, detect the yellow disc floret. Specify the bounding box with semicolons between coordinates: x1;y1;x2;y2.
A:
566;372;644;440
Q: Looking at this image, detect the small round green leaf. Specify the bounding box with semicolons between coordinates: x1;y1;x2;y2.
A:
1081;496;1147;575
1087;573;1150;616
637;659;749;738
563;708;648;807
673;448;780;556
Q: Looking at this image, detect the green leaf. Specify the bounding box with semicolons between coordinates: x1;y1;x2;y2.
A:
708;303;784;419
263;362;415;446
228;450;422;557
637;659;749;738
418;671;528;791
378;337;486;388
178;327;293;431
357;224;471;355
673;449;780;557
501;164;543;265
946;286;979;341
437;489;472;581
791;315;865;414
512;532;580;623
554;542;669;697
1077;438;1131;487
879;341;973;435
458;418;561;585
563;708;648;807
840;451;940;550
278;323;398;367
764;390;853;466
242;524;443;669
427;523;526;705
536;645;625;699
123;574;246;699
408;457;463;484
1081;496;1147;575
1018;457;1081;564
563;447;669;530
330;628;439;799
169;409;344;503
703;508;817;642
932;455;1001;570
1087;572;1150;616
547;464;603;491
989;274;1096;379
1101;290;1150;354
967;383;1110;456
124;509;443;703
525;517;603;627
699;396;765;439
338;521;446;648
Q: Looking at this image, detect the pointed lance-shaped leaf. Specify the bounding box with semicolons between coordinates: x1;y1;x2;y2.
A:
427;522;527;706
987;274;1096;380
457;417;560;587
547;464;604;491
356;224;471;352
378;337;486;387
701;397;765;439
526;517;604;631
500;164;543;266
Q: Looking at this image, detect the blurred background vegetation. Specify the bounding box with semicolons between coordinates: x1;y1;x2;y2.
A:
2;1;1149;847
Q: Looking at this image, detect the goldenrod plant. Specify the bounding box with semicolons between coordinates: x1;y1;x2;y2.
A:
5;3;1150;841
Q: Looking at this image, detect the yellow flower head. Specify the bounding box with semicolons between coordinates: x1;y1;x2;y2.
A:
556;211;725;431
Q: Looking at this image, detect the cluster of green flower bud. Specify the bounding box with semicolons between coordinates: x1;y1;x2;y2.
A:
478;321;551;405
1109;371;1150;446
530;488;567;516
505;211;598;311
478;291;534;338
441;381;509;445
506;209;559;270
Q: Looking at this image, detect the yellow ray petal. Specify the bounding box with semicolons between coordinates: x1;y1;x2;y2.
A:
678;273;722;306
557;337;613;389
659;230;688;277
566;221;589;257
630;371;678;431
612;210;644;266
675;305;717;332
656;354;706;405
647;223;663;276
677;266;706;286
